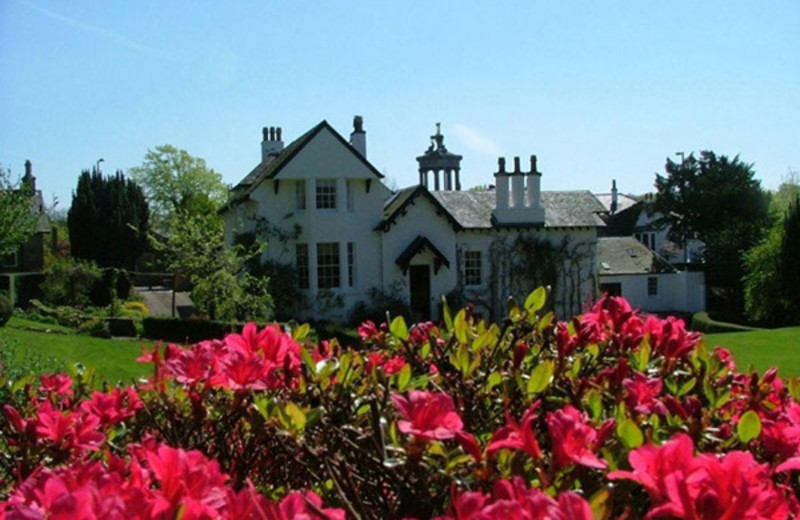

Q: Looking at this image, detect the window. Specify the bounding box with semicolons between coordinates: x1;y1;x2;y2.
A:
296;244;310;289
347;242;355;287
636;232;655;250
648;276;658;297
464;250;482;286
346;180;354;212
2;251;18;268
316;179;337;209
317;242;340;289
295;180;306;210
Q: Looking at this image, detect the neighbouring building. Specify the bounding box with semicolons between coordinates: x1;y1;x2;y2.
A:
1;160;51;273
597;236;706;314
221;118;606;323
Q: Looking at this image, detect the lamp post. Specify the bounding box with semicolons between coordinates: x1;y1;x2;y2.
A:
96;158;104;173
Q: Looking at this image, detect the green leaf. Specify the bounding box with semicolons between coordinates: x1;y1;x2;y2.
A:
632;339;651;372
586;390;603;421
737;410;761;443
537;311;555;332
527;360;554;395
454;309;468;344
284;402;306;431
300;346;317;375
485;371;502;392
390;315;409;341
293;323;310;341
524;286;547;314
789;377;800;402
677;378;697;397
589;488;612;520
442;295;453;332
617;418;644;449
397;363;412;391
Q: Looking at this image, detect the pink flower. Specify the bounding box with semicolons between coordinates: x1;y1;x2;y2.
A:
383;355;407;375
80;387;143;426
545;406;608;469
392;391;464;441
623;372;667;416
358;320;382;340
644;315;699;361
434;478;593;520
610;433;789;519
487;402;542;459
38;374;74;398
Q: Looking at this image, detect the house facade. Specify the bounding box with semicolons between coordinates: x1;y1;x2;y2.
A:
221;118;605;323
597;236;706;314
1;160;51;273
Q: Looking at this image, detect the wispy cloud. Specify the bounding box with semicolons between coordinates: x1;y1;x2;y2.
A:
21;0;177;60
451;124;502;156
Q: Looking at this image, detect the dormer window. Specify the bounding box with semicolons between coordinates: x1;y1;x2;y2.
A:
316;179;337;209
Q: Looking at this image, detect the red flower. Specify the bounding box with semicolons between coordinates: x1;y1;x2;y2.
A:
358;320;382;340
644;315;699;361
623;372;667;416
383;355;407;375
392;391;464;441
486;402;542;459
39;373;74;398
610;434;789;519
545;406;608;469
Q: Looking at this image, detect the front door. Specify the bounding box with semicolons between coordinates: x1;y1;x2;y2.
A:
409;265;431;321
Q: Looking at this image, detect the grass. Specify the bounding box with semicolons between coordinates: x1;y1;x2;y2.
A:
704;327;800;378
0;325;154;385
7;316;74;333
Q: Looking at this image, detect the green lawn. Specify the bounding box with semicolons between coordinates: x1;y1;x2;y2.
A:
0;323;154;385
704;327;800;378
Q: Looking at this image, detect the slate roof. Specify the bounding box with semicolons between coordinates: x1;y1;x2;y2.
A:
597;237;676;275
31;191;50;233
221;120;383;213
594;193;640;214
427;190;606;229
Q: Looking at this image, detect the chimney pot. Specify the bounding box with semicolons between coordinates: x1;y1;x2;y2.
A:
25;160;32;177
498;157;506;173
513;156;521;173
262;127;269;141
276;127;282;141
530;155;538;173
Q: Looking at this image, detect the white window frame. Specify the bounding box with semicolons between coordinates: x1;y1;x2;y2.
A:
317;242;340;289
316;179;337;210
647;276;658;297
464;250;482;287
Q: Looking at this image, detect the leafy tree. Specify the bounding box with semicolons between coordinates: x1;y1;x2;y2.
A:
67;169;150;270
129;145;228;228
0;165;37;259
779;195;800;322
153;213;272;322
653;151;769;317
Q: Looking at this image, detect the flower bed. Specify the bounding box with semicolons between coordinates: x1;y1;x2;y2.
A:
1;288;799;519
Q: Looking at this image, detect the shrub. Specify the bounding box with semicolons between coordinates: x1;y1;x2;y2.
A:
2;289;799;519
122;300;149;317
0;291;11;327
40;257;101;307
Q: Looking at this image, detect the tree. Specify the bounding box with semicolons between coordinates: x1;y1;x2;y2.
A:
653;151;769;317
129;145;228;228
67;169;150;270
153;213;272;322
778;195;800;322
0;165;37;259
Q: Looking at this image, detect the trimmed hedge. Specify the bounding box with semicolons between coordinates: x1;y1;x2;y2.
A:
141;316;244;344
691;311;756;334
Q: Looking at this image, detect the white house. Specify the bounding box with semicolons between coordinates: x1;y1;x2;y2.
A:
221;118;606;323
597;236;706;314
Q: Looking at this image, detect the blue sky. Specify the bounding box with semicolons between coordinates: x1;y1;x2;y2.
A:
1;1;797;211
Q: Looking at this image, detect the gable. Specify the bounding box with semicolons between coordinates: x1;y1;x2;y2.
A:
221;121;383;213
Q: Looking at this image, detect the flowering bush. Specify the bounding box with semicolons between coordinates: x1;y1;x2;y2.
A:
2;287;800;519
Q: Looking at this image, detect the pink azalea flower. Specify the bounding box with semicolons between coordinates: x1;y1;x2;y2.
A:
545;405;608;470
38;374;74;398
392;391;464;441
623;372;667;416
644;315;699;361
487;402;542;459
